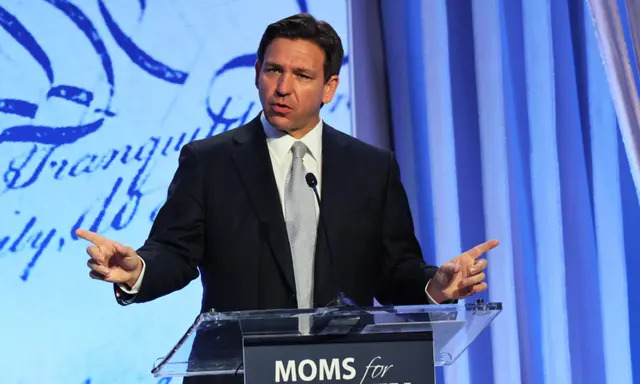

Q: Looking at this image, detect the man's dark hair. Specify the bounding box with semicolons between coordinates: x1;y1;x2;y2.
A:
257;13;344;83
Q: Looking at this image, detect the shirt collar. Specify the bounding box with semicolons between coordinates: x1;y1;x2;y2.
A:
261;112;323;165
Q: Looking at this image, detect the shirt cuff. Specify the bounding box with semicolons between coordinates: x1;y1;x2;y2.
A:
425;279;440;305
117;257;146;294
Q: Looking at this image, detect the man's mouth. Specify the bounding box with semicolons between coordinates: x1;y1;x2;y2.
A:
271;102;292;114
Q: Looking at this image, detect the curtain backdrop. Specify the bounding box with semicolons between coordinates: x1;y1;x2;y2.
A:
351;0;639;383
588;0;640;206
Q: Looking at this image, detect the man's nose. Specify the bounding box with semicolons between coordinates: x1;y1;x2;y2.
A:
276;73;292;96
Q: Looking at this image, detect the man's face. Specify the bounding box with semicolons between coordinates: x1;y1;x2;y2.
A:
255;38;339;138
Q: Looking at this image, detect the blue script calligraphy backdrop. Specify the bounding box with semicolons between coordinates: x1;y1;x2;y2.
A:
0;1;352;382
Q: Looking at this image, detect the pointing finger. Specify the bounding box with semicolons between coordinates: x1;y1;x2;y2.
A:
466;240;499;259
76;229;111;247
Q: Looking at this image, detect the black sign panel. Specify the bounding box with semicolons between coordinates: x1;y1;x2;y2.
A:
243;332;434;384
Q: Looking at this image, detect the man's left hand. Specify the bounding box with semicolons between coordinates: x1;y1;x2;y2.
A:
427;240;499;303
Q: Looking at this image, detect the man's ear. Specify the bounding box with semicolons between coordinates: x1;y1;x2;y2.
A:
322;75;339;104
254;60;261;89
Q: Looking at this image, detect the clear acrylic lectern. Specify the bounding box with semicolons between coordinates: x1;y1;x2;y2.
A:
153;301;501;383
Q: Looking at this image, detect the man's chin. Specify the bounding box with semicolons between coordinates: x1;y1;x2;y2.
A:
266;114;293;131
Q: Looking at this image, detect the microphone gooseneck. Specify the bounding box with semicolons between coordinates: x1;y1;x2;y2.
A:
305;172;357;308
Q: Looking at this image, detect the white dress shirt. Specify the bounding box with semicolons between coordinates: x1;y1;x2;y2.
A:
120;113;437;304
261;113;323;216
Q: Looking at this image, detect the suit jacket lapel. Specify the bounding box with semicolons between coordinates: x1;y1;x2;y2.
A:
230;117;296;295
314;123;351;306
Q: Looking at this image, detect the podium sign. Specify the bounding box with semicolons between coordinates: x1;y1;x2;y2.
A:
244;332;434;384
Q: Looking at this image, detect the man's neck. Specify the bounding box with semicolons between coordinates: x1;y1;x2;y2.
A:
262;114;321;140
287;124;317;139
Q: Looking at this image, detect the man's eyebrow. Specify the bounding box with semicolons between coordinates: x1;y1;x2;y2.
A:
292;67;316;75
263;61;283;69
262;61;316;74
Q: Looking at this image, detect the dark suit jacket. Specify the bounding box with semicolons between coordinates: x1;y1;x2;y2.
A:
119;116;436;312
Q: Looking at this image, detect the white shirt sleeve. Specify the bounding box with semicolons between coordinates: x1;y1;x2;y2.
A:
117;257;146;294
425;279;440;304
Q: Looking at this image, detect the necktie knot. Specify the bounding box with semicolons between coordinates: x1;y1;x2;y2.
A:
291;141;308;159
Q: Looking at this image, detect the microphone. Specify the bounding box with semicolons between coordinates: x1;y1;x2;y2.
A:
305;172;357;308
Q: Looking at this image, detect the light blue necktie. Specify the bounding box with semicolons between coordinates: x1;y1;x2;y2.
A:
285;141;317;309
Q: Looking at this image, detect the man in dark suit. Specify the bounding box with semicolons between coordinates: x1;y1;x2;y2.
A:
78;11;496;374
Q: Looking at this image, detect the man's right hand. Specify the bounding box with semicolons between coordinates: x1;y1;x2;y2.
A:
76;229;143;288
